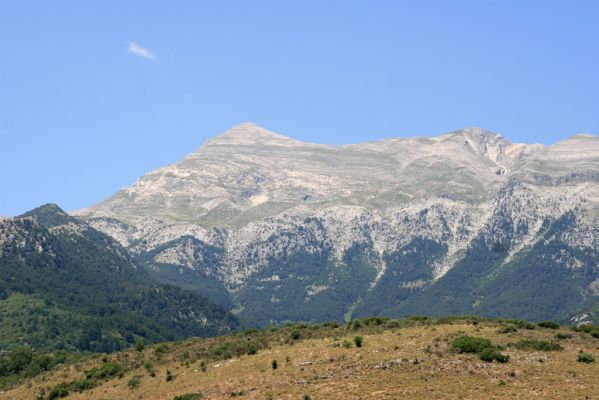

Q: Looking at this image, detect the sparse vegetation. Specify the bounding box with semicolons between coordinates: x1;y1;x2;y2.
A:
478;348;509;363
173;393;203;400
510;340;562;351
554;332;573;340
9;316;599;398
537;321;560;329
577;352;595;363
451;336;508;363
497;325;517;334
128;375;141;389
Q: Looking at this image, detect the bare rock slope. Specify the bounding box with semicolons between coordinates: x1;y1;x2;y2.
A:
74;124;599;324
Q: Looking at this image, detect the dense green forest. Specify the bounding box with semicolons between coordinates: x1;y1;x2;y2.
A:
0;205;238;354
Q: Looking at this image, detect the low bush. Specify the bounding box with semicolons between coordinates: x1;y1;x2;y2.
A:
385;320;400;329
127;375;141;389
537;321;560;329
479;348;509;363
498;325;517;334
509;320;536;330
173;393;203;400
85;362;124;380
555;333;573;340
511;340;562;351
572;324;599;338
451;336;493;354
577;352;595;363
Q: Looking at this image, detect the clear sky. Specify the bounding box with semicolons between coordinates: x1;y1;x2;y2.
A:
1;1;598;216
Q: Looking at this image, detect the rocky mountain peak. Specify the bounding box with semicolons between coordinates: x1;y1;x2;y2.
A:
19;203;77;228
201;123;299;148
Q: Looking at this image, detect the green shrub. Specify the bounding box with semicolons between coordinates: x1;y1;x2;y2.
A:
572;324;599;338
385;320;400;329
271;359;277;370
173;393;203;400
354;335;363;347
577;352;595;363
290;330;301;341
537;321;560;329
511;340;562;351
247;344;258;355
478;348;509;363
85;362;124;380
47;379;97;399
498;325;517;334
350;320;362;330
342;340;352;349
127;375;141;389
451;336;493;354
554;333;573;340
511;320;536;330
47;383;72;399
143;360;156;377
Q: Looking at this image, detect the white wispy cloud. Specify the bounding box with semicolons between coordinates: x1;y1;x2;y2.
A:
127;41;155;60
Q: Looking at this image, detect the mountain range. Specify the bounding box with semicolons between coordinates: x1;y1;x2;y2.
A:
42;123;599;325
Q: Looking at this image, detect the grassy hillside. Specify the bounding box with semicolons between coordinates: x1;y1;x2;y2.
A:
4;316;599;399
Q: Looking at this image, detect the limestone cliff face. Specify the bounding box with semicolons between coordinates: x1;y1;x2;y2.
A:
73;124;599;324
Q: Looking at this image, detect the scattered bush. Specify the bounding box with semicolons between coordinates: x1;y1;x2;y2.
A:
127;375;141;389
354;336;363;348
498;325;517;334
510;320;536;330
572;324;599;338
577;352;595;363
173;393;203;400
290;330;301;341
511;340;562;351
479;348;509;363
537;321;560;330
85;362;124;380
385;320;400;329
451;336;493;354
555;333;573;340
271;360;277;370
143;360;156;377
342;340;352;349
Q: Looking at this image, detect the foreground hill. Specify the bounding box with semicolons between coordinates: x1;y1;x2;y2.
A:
0;204;238;353
74;124;599;325
4;317;599;399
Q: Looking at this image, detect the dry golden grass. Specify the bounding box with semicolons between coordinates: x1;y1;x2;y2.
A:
4;321;599;399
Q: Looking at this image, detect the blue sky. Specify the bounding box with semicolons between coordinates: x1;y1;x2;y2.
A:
1;1;598;216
